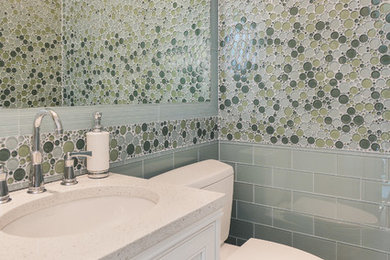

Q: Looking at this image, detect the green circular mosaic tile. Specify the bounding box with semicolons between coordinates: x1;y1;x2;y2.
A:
13;168;26;181
63;141;74;153
0;149;10;161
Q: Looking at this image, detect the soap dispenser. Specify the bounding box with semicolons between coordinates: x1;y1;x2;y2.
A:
86;112;109;178
0;163;11;204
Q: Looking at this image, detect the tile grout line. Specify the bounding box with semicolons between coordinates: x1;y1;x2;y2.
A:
291;190;295;212
226;158;387;182
312;170;315;194
290;175;293;210
172;151;175;169
235;199;238;223
236;179;382;207
252;182;255;203
387;158;390;181
234;163;237;181
251;144;254;165
141;159;145;179
312;215;315;236
218;140;220;161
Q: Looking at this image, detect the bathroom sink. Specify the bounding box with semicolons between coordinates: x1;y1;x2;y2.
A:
0;174;225;260
0;186;158;238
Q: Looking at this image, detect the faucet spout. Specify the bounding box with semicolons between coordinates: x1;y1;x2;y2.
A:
28;109;63;194
32;109;63;153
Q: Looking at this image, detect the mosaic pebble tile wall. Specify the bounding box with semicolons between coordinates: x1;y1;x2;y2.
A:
0;0;62;108
219;0;390;153
0;116;217;189
0;0;211;108
63;0;211;105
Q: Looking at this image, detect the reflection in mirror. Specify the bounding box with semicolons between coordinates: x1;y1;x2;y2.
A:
0;0;62;108
0;0;211;108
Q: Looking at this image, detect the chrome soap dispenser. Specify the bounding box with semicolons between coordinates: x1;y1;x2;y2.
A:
0;163;11;204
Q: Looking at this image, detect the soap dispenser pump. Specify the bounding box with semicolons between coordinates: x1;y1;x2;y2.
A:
0;163;11;204
86;112;110;178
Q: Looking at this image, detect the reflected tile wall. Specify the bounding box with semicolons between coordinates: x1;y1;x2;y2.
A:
223;141;390;260
0;0;62;108
63;0;211;106
0;0;211;108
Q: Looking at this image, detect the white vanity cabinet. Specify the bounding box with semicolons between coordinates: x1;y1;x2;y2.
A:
132;211;222;260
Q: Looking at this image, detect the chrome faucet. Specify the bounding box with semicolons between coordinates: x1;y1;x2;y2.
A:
28;109;63;194
0;163;11;204
62;151;92;186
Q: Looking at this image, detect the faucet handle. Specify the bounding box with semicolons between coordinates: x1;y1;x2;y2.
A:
61;151;92;186
68;151;93;158
0;163;6;181
0;163;11;204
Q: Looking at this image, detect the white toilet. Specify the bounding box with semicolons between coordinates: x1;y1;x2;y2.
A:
151;159;322;260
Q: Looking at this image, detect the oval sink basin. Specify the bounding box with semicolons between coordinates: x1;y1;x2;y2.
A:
1;186;158;238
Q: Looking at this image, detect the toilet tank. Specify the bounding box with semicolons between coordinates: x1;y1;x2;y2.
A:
150;159;234;244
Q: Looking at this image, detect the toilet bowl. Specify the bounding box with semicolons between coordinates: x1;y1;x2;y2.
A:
150;160;321;260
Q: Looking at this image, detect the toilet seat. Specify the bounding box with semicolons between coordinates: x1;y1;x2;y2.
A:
224;238;322;260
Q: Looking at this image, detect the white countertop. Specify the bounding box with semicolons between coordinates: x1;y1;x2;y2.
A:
0;173;225;259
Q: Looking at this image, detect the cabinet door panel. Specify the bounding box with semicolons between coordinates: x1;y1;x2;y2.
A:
159;223;216;260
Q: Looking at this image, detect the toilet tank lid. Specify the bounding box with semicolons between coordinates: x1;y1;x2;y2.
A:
150;160;234;189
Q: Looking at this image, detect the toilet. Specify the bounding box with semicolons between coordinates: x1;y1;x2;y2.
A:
151;159;322;260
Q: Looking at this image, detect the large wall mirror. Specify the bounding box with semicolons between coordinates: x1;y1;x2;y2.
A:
0;0;211;109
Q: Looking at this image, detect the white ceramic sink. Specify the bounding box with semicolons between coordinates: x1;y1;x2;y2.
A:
3;196;156;237
0;185;158;238
0;174;224;260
